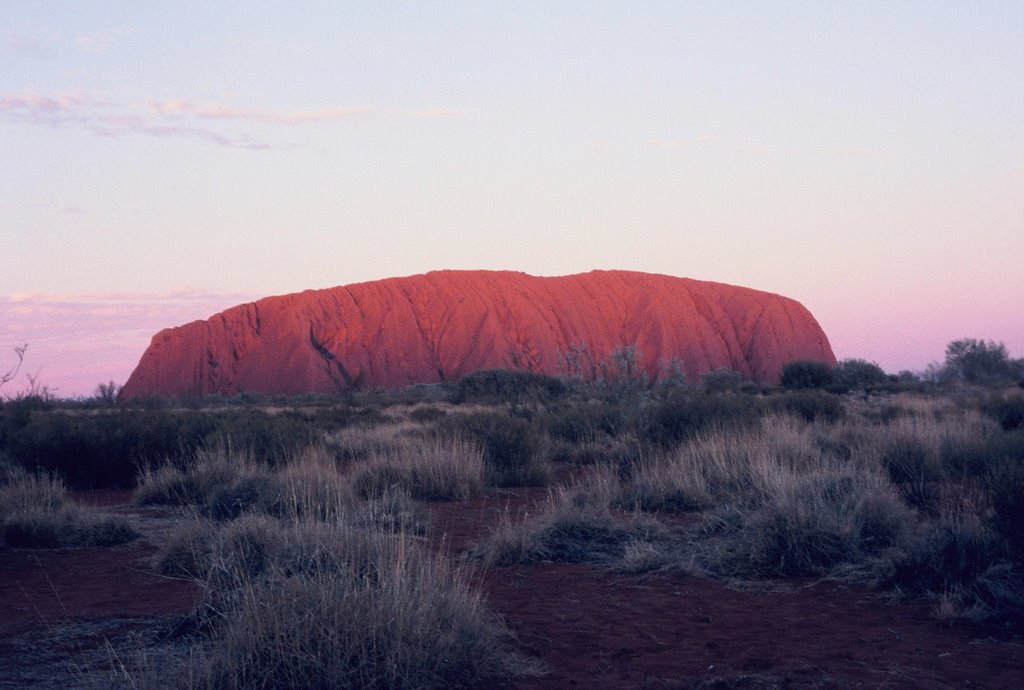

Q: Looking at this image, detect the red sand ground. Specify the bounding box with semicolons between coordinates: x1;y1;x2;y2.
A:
1;491;1022;689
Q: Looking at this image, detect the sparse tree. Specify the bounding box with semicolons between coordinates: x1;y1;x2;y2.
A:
943;338;1022;385
1;343;28;392
95;380;121;404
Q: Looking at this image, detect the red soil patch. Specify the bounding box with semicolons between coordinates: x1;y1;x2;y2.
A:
426;491;1024;689
480;564;1024;689
2;490;1021;688
0;544;198;637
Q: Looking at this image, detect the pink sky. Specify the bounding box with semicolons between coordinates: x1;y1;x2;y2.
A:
3;4;1022;396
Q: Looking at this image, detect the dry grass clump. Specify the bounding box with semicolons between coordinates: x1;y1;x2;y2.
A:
259;445;353;522
0;466;136;548
136;445;266;508
439;411;552;487
697;469;913;578
617;418;805;513
136;445;356;523
472;483;672;569
165;518;539;689
326;420;426;462
352;436;486;501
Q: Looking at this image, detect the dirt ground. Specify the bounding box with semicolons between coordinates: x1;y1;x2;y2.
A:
1;490;1022;689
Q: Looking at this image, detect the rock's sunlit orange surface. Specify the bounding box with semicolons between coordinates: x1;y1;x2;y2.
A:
120;270;836;397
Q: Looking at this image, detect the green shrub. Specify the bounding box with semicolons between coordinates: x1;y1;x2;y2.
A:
982;393;1024;431
542;400;624;443
779;360;835;390
646;392;761;448
453;369;568;405
1;404;349;489
984;437;1024;561
701;368;744;393
833;359;889;391
771;390;844;423
942;338;1023;385
890;514;1004;593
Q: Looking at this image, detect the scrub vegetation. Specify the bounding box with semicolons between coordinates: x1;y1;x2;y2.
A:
1;339;1023;686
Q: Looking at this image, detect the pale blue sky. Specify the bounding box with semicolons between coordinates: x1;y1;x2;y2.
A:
2;2;1022;395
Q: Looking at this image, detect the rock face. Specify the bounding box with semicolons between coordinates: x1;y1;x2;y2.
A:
120;270;835;398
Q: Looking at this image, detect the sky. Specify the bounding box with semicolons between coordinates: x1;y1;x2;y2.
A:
2;2;1022;397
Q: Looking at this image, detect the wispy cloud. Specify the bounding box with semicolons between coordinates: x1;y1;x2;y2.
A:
2;89;470;149
644;135;717;150
148;99;374;124
3;24;129;55
74;28;131;54
1;25;62;55
0;89;273;149
25;202;83;215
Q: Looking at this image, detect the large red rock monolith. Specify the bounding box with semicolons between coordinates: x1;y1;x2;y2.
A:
120;270;835;397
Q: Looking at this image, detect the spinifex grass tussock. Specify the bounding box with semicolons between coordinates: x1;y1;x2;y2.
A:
326;419;425;462
868;412;999;511
0;466;137;547
352;435;485;501
260;445;353;522
471;480;673;569
135;445;268;509
696;469;913;578
174;518;539;689
618;422;788;514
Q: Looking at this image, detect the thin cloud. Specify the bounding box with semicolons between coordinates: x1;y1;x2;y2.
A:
74;28;131;54
644;135;717;150
149;99;374;124
1;26;62;55
2;89;469;149
383;106;474;118
0;89;273;149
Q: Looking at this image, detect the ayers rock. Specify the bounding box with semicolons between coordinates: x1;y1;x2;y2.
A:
120;270;835;398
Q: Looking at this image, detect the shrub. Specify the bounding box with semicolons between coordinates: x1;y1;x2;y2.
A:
542;400;624;443
779;360;835;390
646;392;761;448
701;368;744;393
833;359;889;391
984;437;1024;561
890;514;1005;593
441;412;549;487
942;338;1023;385
771;390;844;423
135;446;263;507
453;369;568;405
981;393;1024;431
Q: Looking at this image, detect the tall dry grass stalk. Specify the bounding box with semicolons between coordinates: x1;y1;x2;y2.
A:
353;436;486;501
168;517;539;689
0;466;136;547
